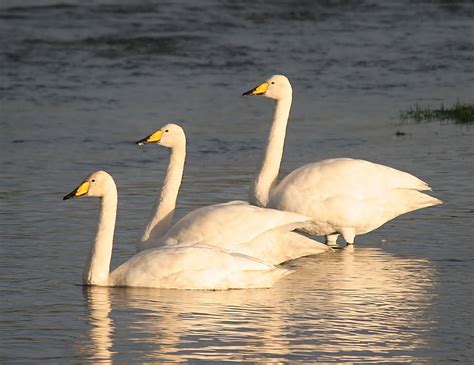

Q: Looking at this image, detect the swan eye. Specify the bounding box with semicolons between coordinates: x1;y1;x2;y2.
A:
91;179;95;183
271;81;275;85
165;129;169;133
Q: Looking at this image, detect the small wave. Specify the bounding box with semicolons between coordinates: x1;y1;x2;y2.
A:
94;4;159;15
83;35;179;53
20;34;205;60
0;13;28;19
2;3;78;12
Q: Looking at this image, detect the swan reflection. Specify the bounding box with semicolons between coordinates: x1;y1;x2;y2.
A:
81;287;115;364
280;247;436;361
80;248;435;363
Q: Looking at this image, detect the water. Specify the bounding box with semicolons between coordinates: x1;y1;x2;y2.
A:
1;0;473;363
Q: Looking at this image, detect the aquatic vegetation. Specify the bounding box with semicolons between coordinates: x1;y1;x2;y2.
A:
400;102;474;124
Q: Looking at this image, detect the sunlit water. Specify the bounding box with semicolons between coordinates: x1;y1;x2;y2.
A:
1;0;473;363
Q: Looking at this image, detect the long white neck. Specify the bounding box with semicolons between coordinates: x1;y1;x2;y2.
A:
250;95;292;207
139;143;185;247
83;186;117;286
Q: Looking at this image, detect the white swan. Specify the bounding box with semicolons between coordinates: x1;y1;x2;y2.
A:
135;123;330;264
63;170;292;290
243;75;442;246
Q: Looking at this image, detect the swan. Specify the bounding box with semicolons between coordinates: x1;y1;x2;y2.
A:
63;170;292;290
135;123;330;264
242;75;442;246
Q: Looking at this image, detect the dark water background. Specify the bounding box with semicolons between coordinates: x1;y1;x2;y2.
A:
1;0;473;363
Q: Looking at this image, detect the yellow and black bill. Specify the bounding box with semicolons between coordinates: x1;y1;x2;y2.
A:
63;181;90;200
136;129;163;145
242;81;269;96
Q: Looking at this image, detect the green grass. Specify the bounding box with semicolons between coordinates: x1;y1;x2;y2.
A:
400;102;474;124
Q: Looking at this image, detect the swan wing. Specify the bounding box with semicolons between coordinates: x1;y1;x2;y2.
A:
109;245;292;290
238;230;331;264
153;200;312;251
269;158;441;235
273;158;431;200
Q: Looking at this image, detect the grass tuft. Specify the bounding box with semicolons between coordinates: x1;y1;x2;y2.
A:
400;102;474;124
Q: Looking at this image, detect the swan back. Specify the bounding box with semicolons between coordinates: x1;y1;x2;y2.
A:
108;245;292;290
272;158;432;200
151;201;311;249
269;158;442;235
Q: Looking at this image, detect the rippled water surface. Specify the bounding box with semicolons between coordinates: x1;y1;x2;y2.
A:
1;0;473;363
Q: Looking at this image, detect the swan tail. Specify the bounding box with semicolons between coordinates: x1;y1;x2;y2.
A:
373;162;434;191
236;267;293;288
239;228;330;265
407;190;443;209
279;231;331;254
394;173;432;192
392;189;443;217
423;183;433;192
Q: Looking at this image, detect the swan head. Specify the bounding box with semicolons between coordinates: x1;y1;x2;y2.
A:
63;170;115;200
136;123;186;149
242;75;292;100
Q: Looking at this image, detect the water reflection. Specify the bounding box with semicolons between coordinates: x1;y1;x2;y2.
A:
285;248;437;362
78;248;434;363
81;287;116;364
107;285;294;362
80;248;435;363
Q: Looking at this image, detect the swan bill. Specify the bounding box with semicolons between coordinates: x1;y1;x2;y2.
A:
136;130;163;145
242;82;269;96
63;181;90;200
